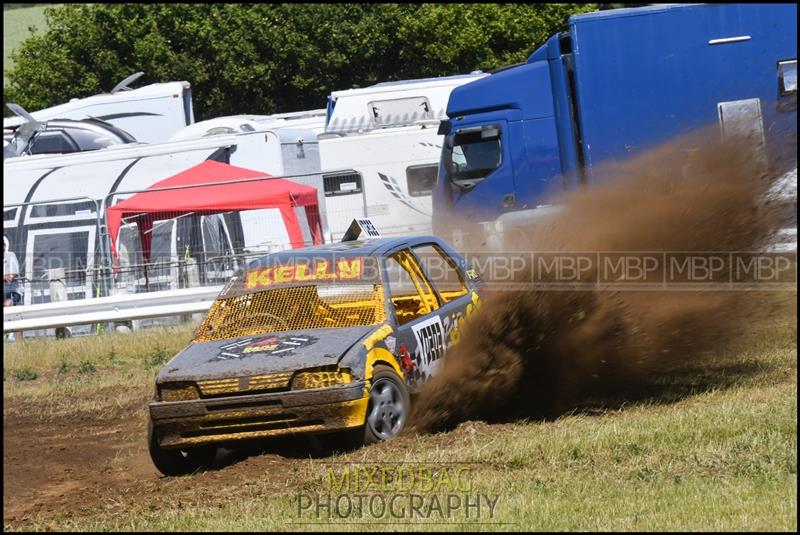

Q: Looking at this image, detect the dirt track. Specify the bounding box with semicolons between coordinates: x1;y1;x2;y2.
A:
3;313;796;531
2;394;315;527
4;401;152;522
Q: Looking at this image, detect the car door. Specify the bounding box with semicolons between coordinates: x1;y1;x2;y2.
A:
409;242;478;353
383;247;444;391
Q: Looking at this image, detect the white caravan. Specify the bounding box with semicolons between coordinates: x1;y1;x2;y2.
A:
3;128;325;308
168;109;327;142
319;73;488;238
4;74;194;144
165;111;331;245
169;73;488;240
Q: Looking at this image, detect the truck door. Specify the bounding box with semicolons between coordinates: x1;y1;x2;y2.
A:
440;120;515;222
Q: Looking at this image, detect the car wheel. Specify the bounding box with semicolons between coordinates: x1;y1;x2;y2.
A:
148;420;217;476
364;364;410;445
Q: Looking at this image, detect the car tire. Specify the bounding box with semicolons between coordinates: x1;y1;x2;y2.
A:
364;364;410;445
148;420;217;476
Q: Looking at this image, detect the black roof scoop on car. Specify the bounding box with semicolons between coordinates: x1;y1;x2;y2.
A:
341;218;382;242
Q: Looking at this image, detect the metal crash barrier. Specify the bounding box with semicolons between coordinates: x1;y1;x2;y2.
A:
3;285;223;333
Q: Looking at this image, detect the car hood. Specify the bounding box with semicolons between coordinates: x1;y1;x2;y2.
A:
156;325;377;384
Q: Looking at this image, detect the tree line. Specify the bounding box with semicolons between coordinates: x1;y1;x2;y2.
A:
5;3;598;120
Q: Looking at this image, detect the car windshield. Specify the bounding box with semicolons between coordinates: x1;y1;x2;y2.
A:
194;256;385;342
195;284;386;342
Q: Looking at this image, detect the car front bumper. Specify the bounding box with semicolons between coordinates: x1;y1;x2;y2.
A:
149;382;368;449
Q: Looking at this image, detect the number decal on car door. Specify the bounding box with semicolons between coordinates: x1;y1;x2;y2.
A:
411;315;445;376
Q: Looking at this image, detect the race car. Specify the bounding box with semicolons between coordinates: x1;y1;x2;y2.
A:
148;220;483;475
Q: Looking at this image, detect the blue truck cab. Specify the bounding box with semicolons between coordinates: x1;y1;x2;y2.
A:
432;4;797;246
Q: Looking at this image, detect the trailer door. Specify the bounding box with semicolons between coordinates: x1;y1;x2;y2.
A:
25;225;95;305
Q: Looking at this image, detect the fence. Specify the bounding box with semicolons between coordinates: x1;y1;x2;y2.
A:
3;196;106;298
3;169;377;336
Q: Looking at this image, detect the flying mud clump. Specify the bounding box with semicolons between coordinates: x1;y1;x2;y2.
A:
414;130;795;432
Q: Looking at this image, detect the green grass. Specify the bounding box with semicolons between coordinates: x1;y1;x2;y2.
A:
3;324;195;372
12;367;37;381
3;4;58;87
3;315;797;531
27;381;797;531
3;325;195;419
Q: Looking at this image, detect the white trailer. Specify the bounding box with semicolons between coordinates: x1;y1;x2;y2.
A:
314;73;487;239
3;128;325;309
167;109;327;142
4;77;195;144
168;73;488;240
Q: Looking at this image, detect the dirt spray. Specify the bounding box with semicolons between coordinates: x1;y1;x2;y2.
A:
413;131;796;432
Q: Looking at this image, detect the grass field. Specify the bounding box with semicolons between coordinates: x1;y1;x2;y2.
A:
3;5;56;87
3;304;797;531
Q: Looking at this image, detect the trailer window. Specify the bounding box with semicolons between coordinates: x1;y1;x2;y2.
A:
202;215;226;260
117;224;144;282
29;200;97;218
406;164;439;197
149;220;175;279
69;127;126;151
202;214;234;282
368;96;433;127
323;171;362;197
30;231;89;286
444;126;502;188
29;131;78;155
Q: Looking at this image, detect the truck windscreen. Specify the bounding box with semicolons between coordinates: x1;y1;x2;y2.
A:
444;126;502;188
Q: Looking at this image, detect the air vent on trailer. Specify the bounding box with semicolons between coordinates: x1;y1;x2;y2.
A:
323;171;363;197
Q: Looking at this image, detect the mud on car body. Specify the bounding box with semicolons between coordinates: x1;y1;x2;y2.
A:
148;231;483;475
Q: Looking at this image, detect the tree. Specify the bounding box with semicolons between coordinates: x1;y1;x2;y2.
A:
5;3;597;120
597;4;650;10
397;3;596;78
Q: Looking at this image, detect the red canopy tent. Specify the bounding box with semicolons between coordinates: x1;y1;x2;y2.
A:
106;160;323;263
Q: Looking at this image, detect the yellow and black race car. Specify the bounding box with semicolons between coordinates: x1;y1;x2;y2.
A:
148;224;483;475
